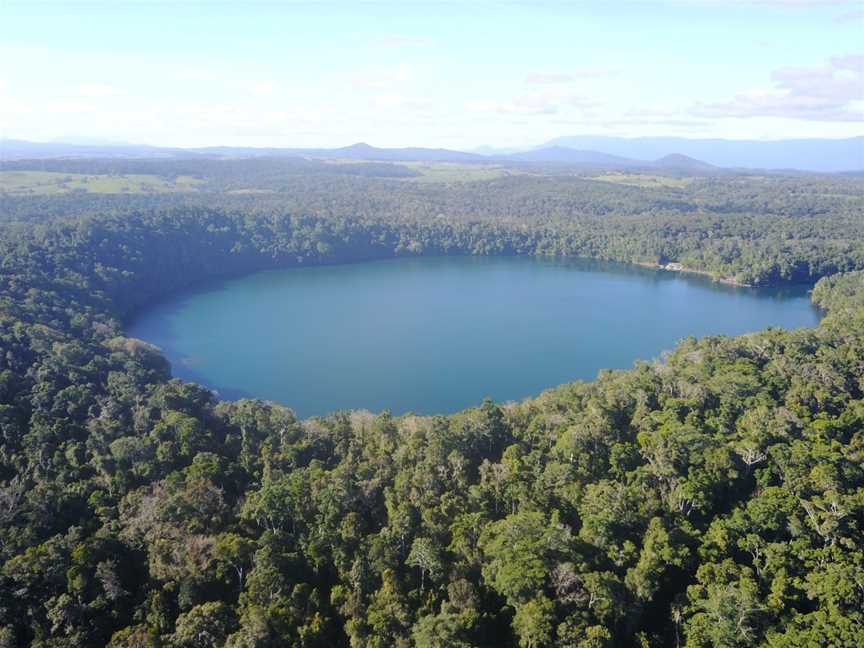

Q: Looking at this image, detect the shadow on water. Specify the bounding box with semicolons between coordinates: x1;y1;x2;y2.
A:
126;275;264;401
165;357;259;402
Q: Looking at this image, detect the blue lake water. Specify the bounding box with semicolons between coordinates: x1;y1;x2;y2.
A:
126;256;821;418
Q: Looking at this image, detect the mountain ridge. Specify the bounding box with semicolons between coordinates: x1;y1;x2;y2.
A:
537;135;864;172
2;136;862;172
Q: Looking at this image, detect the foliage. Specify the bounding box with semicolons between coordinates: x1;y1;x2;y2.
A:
0;173;863;646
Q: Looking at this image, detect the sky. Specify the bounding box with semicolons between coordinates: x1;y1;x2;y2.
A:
1;0;862;150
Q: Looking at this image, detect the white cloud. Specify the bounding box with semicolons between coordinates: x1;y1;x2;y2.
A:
466;89;598;116
373;35;433;47
51;100;100;114
465;99;553;115
627;105;681;118
351;63;416;90
170;64;220;83
78;83;118;97
692;54;864;122
372;94;431;110
395;63;414;83
525;68;615;84
250;82;276;95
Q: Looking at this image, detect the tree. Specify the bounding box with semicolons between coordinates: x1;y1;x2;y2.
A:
212;533;256;589
685;561;766;648
625;517;690;601
406;537;443;592
512;596;555;648
412;612;473;648
479;511;570;605
169;602;236;648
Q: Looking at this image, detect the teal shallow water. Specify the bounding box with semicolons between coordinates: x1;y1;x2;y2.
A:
127;256;821;417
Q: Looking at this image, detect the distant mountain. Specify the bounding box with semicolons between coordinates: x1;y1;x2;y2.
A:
499;147;719;172
0;139;191;159
650;153;716;171
503;146;636;166
3;136;861;172
190;142;485;162
538;136;864;172
472;144;524;156
50;136;139;146
0;139;485;163
190;146;299;157
322;142;485;162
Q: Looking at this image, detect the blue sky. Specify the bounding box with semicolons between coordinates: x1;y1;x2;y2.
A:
1;1;862;149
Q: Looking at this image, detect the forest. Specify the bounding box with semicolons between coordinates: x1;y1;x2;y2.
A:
0;163;863;647
2;157;864;287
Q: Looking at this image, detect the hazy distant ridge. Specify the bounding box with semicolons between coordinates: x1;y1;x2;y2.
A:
2;136;862;172
538;135;864;172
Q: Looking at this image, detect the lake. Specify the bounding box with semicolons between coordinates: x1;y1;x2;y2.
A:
127;256;821;418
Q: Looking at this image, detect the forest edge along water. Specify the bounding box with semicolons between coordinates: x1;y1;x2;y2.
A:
126;256;821;418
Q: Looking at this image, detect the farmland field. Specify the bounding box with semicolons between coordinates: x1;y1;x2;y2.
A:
0;170;204;194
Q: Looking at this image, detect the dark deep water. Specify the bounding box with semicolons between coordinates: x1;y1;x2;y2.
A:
127;256;821;418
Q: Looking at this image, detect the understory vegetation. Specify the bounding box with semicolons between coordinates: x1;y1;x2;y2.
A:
0;165;863;647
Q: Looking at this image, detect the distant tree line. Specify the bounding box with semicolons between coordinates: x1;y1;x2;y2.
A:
3;165;864;287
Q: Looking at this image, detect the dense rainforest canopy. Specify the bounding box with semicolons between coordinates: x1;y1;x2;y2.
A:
0;161;863;647
3;157;864;286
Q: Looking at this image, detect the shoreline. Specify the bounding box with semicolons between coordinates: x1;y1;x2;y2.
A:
633;260;750;287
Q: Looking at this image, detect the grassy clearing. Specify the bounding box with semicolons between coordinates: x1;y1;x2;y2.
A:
0;171;205;195
590;172;694;188
400;162;525;183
